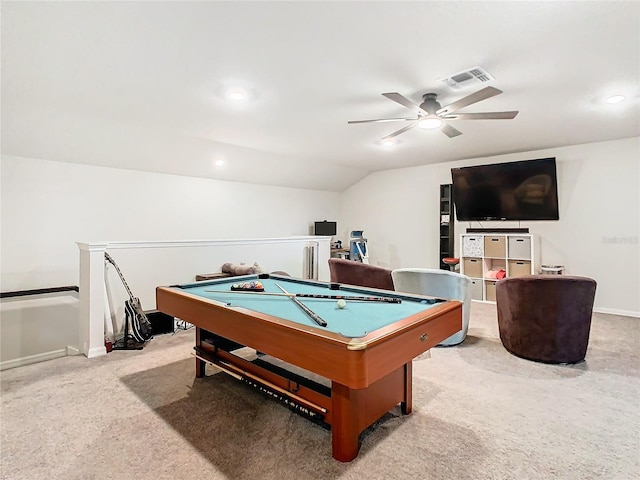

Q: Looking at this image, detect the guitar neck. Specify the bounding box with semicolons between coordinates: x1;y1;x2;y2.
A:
104;252;136;301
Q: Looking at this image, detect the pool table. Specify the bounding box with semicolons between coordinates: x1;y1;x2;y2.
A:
156;274;461;462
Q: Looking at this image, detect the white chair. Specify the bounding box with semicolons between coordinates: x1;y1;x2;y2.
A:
391;268;472;346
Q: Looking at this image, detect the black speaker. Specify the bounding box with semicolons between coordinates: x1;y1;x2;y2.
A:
145;310;175;335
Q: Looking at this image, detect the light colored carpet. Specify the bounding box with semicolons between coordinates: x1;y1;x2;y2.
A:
1;302;639;480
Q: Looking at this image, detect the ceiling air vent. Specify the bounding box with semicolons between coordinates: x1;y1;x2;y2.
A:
439;66;494;91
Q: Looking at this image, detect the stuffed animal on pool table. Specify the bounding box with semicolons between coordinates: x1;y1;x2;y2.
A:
221;261;264;275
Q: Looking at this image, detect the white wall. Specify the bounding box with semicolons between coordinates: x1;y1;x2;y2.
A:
0;292;80;368
1;156;340;365
338;137;639;316
1;155;339;291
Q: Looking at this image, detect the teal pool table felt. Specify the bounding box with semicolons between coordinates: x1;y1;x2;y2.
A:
178;275;440;338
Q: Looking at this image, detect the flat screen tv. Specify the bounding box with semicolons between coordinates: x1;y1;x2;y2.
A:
314;221;337;236
451;157;559;221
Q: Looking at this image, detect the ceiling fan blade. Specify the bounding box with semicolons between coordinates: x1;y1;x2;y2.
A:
441;123;463;138
382;92;428;115
348;117;416;124
436;86;503;115
443;111;519;120
382;122;417;141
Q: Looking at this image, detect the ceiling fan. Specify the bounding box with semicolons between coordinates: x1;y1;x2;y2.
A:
348;86;518;141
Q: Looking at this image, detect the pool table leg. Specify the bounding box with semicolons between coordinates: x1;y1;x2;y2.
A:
401;361;412;415
331;362;414;461
195;327;206;378
331;382;362;462
195;357;206;378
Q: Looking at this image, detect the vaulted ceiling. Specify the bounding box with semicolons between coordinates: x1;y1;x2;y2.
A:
2;1;639;192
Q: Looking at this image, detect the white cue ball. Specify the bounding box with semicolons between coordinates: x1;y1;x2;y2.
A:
337;299;347;309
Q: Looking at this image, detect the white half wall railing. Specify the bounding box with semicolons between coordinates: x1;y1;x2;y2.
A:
77;236;331;358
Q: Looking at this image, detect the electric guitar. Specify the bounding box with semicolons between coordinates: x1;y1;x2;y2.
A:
105;252;153;343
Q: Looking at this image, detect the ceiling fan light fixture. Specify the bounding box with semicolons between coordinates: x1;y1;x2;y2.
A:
606;95;625;104
349;86;517;140
418;118;443;129
227;89;247;101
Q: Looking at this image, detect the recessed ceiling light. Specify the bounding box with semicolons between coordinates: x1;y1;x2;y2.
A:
418;118;443;129
606;95;625;104
227;89;246;101
214;159;225;166
381;138;397;147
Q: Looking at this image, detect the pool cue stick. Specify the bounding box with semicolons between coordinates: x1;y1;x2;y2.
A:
274;283;328;327
295;293;400;303
204;289;401;303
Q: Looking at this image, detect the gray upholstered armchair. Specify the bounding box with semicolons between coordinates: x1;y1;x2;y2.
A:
391;268;472;346
495;275;597;363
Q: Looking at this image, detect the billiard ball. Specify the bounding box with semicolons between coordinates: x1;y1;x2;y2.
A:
337;299;347;309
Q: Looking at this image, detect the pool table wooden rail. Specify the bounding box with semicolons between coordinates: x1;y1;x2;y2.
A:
156;285;462;389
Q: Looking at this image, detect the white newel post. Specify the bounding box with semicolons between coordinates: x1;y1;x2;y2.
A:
77;242;108;358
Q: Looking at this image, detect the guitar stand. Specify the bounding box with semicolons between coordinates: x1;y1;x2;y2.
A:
113;315;147;351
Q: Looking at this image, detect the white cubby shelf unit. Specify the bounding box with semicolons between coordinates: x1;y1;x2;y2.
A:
460;233;540;302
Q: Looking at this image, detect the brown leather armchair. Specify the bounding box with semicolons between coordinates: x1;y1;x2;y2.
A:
496;275;597;363
328;258;394;291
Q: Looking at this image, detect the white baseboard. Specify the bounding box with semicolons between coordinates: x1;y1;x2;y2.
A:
472;299;639;319
66;345;80;356
0;348;68;371
86;345;107;358
593;307;639;318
